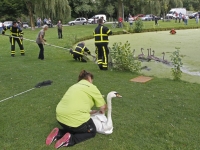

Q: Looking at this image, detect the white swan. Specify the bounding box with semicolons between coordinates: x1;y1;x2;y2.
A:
90;91;122;135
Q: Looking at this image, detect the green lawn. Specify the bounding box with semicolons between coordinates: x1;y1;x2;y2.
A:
0;21;200;150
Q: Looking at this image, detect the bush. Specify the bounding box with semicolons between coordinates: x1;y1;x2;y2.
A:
170;48;183;80
110;41;141;73
134;19;143;33
126;24;134;33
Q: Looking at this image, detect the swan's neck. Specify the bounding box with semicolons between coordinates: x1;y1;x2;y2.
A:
106;95;113;128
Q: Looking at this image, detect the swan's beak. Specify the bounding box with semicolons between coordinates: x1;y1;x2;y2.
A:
116;93;122;98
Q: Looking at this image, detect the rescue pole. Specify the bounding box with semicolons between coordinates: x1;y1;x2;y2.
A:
2;34;97;61
0;80;53;103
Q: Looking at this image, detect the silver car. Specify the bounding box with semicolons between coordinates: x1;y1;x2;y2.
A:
141;14;154;21
3;21;13;27
68;17;87;26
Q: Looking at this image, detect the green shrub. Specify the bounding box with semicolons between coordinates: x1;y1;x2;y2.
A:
110;41;141;73
134;19;143;33
126;24;134;33
170;48;183;80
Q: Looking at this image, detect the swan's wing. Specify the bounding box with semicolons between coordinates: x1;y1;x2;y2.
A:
104;128;113;134
91;113;107;122
91;118;103;131
96;114;107;122
97;128;113;135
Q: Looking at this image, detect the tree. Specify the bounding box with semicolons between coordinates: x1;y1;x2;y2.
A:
34;0;71;23
160;0;169;17
24;0;36;30
68;0;95;18
0;0;27;21
152;0;161;16
23;0;71;30
183;0;200;11
106;4;115;21
118;0;123;19
177;0;183;7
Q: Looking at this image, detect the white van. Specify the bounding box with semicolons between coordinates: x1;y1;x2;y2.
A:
88;14;107;24
166;8;186;19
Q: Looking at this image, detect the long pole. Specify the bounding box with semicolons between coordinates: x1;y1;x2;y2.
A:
0;88;35;103
3;34;71;50
0;80;53;103
2;34;96;61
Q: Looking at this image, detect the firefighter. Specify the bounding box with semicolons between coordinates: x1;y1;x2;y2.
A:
2;21;25;57
70;42;91;62
94;18;112;70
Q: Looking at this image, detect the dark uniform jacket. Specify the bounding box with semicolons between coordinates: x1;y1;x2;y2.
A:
73;43;91;56
2;25;23;37
94;24;112;45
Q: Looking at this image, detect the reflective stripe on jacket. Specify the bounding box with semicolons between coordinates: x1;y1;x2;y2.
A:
73;43;90;55
94;24;112;45
2;26;23;36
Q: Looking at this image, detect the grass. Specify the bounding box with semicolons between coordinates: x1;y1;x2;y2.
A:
0;21;200;150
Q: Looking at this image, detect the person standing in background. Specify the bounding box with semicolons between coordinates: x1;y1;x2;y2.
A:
195;13;199;24
0;22;3;34
17;20;22;29
36;25;48;60
184;15;189;25
128;15;133;27
118;16;123;28
154;16;158;25
57;20;63;39
178;12;182;23
37;18;41;28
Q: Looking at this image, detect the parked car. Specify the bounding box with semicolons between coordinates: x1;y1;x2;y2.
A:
189;12;198;19
3;21;13;27
22;22;29;29
88;16;98;24
68;17;87;26
88;14;107;24
141;14;154;21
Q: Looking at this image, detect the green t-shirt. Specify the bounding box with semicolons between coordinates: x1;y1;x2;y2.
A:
56;80;106;127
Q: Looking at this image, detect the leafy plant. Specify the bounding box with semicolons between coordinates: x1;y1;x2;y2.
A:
110;41;141;73
170;48;183;80
126;23;134;33
134;19;143;33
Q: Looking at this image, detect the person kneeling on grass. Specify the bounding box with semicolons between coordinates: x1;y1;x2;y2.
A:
70;42;91;62
46;70;107;149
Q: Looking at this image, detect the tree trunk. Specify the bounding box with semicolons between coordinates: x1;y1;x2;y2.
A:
25;1;35;30
118;0;123;20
